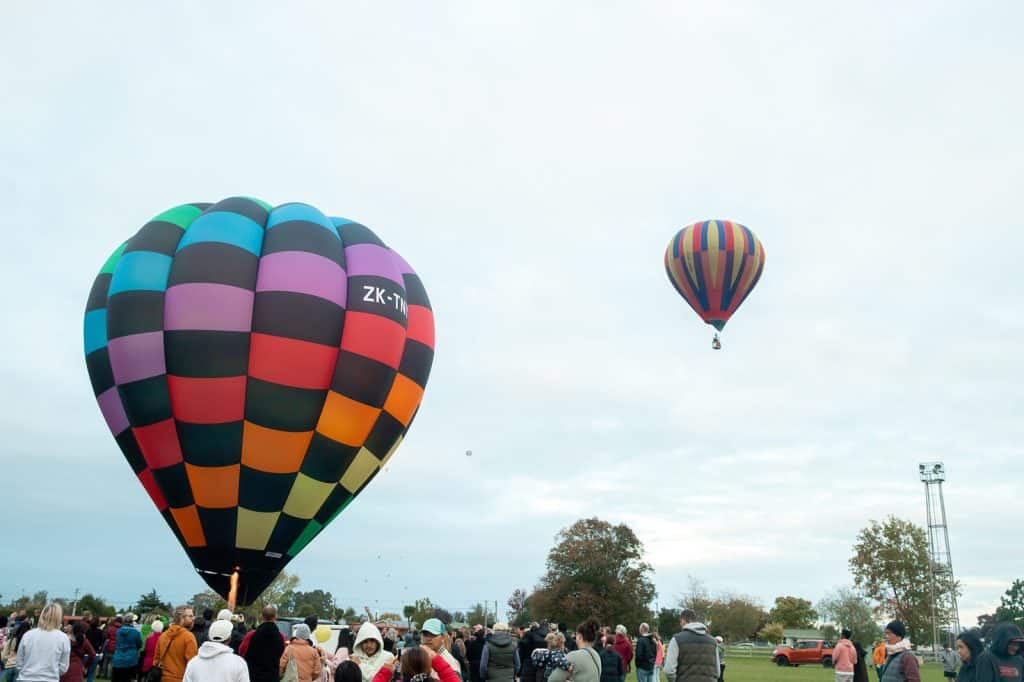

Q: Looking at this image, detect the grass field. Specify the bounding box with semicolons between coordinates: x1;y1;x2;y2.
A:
636;656;951;682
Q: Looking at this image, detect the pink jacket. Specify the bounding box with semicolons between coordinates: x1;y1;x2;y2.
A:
832;639;857;673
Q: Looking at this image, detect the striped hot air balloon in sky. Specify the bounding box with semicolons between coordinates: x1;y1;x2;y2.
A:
664;219;765;343
83;197;434;604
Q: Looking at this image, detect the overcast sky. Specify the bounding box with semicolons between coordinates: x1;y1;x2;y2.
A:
1;1;1021;628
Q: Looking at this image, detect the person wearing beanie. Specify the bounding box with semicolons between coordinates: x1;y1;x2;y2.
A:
878;621;919;682
182;619;249;682
974;622;1023;682
280;624;325;682
141;620;165;678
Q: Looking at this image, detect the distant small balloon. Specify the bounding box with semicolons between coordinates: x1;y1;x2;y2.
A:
465;450;472;456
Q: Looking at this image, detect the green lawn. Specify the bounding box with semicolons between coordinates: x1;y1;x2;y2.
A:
634;657;951;682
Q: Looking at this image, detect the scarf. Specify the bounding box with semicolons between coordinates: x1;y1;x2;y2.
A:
885;639;912;656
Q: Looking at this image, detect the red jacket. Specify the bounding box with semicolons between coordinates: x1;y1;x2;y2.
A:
104;625;119;653
613;634;634;672
372;653;460;682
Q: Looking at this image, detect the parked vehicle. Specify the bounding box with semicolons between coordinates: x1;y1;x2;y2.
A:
771;639;834;667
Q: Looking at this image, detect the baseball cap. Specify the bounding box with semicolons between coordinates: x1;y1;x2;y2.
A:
422;618;446;635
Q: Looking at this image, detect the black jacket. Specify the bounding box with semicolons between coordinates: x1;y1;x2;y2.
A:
517;629;546;679
956;629;985;682
975;623;1023;682
245;621;286;682
635;635;656;671
600;646;624;682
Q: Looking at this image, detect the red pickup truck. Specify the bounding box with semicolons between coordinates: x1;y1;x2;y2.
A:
771;639;835;667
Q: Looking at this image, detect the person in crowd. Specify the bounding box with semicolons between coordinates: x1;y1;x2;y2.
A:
557;626;576;654
611;626;631;682
141;620;163;680
59;622;96;682
182;619;248;682
100;617;122;679
334;661;362;682
350;622;395;682
955;629;985;682
530;632;570;681
549;619;601;682
878;621;919;682
153;606;198;682
634;624;655;682
421;619;462;681
240;606;286;682
374;645;459;682
382;629;398;656
3;621;32;681
84;618;104;682
516;624;546;682
663;609;719;682
872;641;887;681
599;636;624;682
974;622;1023;682
16;603;71;682
230;615;248;655
280;624;325;682
466;627;486;682
832;629;857;682
451;628;469;679
336;624;355;657
0;615;7;673
192;616;209;648
713;637;725;682
852;640;870;682
652;633;664;682
941;643;960;679
480;623;515;682
111;614;142;682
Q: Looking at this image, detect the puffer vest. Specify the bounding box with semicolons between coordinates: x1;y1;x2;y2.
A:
880;651;912;681
671;630;718;682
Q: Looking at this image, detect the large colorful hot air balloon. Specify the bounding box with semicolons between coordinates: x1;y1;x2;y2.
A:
664;220;765;348
83;197;434;604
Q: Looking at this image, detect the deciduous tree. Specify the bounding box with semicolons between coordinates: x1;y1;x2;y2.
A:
996;579;1024;628
768;596;818;629
758;622;785;644
706;595;765;642
529;518;656;627
817;587;880;644
849;516;958;644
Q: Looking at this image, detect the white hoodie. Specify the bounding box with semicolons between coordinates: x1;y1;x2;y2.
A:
183;641;250;682
353;622;395;682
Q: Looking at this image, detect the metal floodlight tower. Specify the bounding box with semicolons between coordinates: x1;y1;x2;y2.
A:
919;461;961;648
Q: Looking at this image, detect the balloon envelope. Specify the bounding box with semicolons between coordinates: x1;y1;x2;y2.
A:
664;219;765;331
83;198;435;604
315;625;331;643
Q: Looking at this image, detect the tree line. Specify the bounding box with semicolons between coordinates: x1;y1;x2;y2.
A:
5;516;1021;646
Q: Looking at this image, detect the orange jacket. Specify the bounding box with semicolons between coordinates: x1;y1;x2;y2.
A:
872;643;886;666
154;625;198;682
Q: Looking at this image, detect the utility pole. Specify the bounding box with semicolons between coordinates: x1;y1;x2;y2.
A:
919;462;961;650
